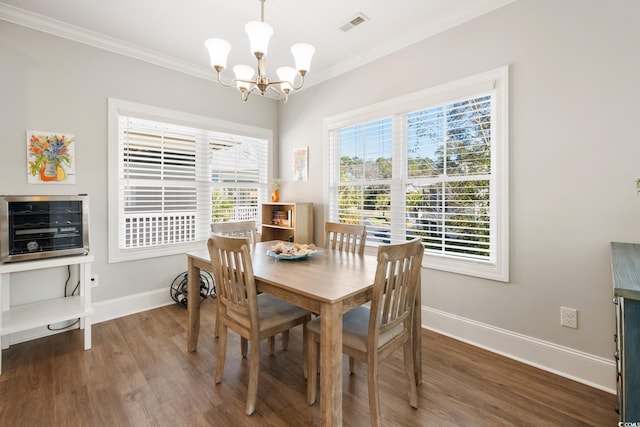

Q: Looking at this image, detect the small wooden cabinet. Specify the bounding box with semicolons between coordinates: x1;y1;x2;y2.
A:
261;202;313;244
610;242;640;422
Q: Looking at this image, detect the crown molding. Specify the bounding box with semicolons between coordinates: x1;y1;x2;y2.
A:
0;2;216;82
1;0;517;94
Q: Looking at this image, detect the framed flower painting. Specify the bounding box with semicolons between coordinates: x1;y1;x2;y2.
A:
27;130;76;184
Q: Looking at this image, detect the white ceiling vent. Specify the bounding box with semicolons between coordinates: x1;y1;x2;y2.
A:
339;13;369;32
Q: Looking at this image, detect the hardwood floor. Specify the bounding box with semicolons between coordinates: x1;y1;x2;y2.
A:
0;299;617;426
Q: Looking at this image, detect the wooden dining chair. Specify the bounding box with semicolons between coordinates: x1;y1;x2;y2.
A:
324;221;367;373
211;220;258;343
208;235;311;416
211;220;258;245
305;238;423;427
324;221;367;256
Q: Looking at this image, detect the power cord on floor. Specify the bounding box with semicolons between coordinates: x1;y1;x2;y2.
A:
47;264;80;331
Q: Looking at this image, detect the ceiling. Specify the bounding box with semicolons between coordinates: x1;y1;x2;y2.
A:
0;0;516;90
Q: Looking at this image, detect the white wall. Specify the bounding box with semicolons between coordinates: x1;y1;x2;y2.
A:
278;0;640;390
0;22;279;305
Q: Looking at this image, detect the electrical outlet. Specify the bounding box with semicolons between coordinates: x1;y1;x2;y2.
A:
90;274;99;288
561;306;577;329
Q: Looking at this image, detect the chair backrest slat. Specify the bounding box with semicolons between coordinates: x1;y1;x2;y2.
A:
324;222;367;256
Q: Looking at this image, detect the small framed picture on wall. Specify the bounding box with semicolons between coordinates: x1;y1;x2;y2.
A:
293;146;308;181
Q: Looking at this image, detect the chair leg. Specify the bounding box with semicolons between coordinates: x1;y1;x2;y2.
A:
306;333;318;405
214;298;221;338
268;336;275;355
404;339;418;408
241;337;248;358
367;355;382;427
246;339;260;415
302;323;308;379
282;330;290;350
349;356;355;374
215;326;227;384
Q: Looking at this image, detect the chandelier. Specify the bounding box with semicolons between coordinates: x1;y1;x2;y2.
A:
204;0;315;103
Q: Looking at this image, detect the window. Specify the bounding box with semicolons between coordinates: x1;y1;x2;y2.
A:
326;67;509;281
108;99;271;262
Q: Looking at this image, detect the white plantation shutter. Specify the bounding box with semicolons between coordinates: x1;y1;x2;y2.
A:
327;67;508;281
119;117;198;248
208;136;267;226
405;94;493;261
110;101;270;262
328;118;395;245
329;97;494;255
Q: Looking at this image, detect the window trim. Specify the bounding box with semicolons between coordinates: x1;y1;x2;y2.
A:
107;98;273;263
324;66;509;282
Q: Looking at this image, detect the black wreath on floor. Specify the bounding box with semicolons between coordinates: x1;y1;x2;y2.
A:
169;270;215;308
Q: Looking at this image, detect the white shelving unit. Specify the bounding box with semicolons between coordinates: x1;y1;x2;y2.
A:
0;254;94;374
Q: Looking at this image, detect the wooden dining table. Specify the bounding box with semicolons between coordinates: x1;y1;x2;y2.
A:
186;240;422;426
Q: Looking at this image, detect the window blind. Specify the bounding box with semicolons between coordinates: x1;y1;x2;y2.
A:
329;118;394;245
405;94;493;261
119;117;198;248
117;117;268;250
329;93;496;259
208;136;267;226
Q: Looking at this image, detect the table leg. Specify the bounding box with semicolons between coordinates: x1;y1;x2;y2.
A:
320;302;342;427
187;257;201;352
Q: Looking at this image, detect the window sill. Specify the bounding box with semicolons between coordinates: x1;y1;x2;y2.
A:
108;241;205;263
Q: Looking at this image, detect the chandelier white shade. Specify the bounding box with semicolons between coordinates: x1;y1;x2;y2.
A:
233;65;255;91
245;21;273;56
291;43;315;72
205;0;315;103
276;66;297;92
204;39;231;69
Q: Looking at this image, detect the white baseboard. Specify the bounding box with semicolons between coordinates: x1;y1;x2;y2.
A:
92;288;174;324
422;306;616;394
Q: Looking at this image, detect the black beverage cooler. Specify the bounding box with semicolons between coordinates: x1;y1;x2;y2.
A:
0;195;89;263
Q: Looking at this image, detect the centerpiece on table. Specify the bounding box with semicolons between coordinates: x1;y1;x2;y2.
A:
267;241;320;260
